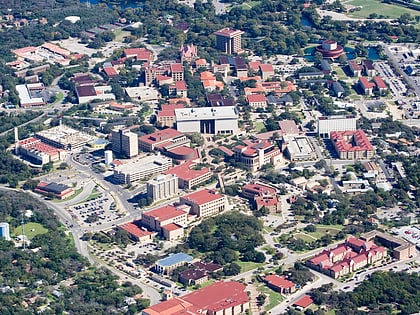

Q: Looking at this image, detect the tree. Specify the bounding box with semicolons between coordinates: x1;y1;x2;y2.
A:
223;262;241;276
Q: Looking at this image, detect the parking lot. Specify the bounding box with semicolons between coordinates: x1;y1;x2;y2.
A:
374;61;408;98
67;188;122;227
394;225;420;246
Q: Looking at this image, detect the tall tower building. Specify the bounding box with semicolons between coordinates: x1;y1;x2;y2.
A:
112;129;138;158
0;222;11;241
214;28;245;54
147;174;179;202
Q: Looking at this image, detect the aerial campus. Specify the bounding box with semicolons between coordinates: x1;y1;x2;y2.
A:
0;0;419;314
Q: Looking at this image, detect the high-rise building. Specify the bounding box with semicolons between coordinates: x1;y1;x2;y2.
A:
147;174;179;202
0;222;11;241
214;28;244;54
111;129;138;158
104;150;113;165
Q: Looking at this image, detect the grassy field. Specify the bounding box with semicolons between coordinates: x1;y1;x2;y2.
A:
12;222;48;239
228;1;261;11
84;189;101;202
258;285;285;311
294;232;317;243
344;0;420;21
236;261;264;273
254;121;266;132
333;66;348;81
114;29;131;42
307;225;343;239
294;225;344;243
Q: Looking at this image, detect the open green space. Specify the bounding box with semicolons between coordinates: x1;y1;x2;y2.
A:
333;66;347;81
254;121;266;133
294;232;317;243
188;279;215;290
258;284;285;311
344;0;420;23
113;29;131;42
84;189;101;202
307;225;343;239
235;261;264;273
293;224;344;243
227;1;261;11
12;222;48;240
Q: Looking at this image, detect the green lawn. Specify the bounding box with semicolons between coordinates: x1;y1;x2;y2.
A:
294;232;317;243
12;222;48;239
258;284;285;311
254;121;266;132
235;261;265;273
333;67;347;81
227;0;261;11
307;225;343;239
113;29;131;42
344;0;420;22
84;189;101;202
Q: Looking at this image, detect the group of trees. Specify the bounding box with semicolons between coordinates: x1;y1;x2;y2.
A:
186;212;265;269
0;190;149;314
309;271;420;315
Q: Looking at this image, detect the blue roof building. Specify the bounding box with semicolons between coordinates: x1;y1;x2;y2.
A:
154;252;193;274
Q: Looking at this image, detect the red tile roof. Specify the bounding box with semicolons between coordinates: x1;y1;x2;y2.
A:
124;47;151;60
309;252;330;266
359;77;375;89
183;281;248;313
139;128;183;145
144;205;187;222
265;274;295;289
161;223;183;232
330;244;348;256
166;146;199;160
351;253;367;264
175;80;187;90
163;161;211;181
170;63;183;73
242;183;276;196
331;130;373;152
248;61;261;71
181;189;224;205
157;103;185;118
119;222;153;238
103;67;118;77
256;196;278;207
214;28;244;38
346;236;365;248
246;94;267;103
259;64;274;72
293;295;313;308
42;43;70;57
373;76;387;89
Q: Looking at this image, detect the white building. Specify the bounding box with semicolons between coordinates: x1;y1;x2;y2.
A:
317;115;357;138
113;154;172;184
104;150;113;165
111;129;138;158
175;106;238;135
16;83;46;108
125;86;159;102
0;222;10;241
283;135;317;161
35;125;95;151
75;85;115;104
147;174;179;202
